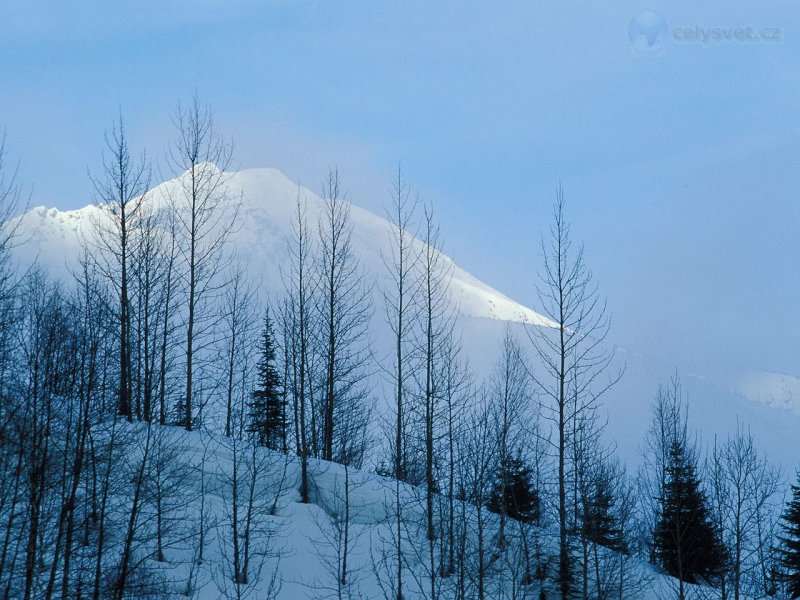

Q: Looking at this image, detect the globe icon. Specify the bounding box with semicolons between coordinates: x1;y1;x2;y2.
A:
628;12;668;56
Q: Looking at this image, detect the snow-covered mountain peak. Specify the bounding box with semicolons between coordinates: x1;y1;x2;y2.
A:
11;167;553;327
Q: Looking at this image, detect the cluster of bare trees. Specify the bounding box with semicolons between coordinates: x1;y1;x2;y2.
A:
0;105;795;600
90;97;241;432
367;174;543;600
369;183;788;600
0;260;190;598
279;167;374;506
0;101;287;598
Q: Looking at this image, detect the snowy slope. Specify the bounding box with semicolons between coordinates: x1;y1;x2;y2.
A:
106;424;694;600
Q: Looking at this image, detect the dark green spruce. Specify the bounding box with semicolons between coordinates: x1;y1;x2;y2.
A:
777;471;800;598
247;308;286;451
653;440;726;586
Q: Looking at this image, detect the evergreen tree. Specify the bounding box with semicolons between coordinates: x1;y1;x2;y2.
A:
487;454;541;525
777;471;800;598
653;440;726;585
583;472;627;554
247;308;285;450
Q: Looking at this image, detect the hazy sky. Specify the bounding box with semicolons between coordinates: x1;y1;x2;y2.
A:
1;1;798;377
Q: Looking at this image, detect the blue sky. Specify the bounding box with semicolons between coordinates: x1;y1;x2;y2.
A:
1;1;798;376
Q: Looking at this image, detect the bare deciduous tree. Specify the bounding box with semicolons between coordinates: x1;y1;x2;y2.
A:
380;167;420;598
489;328;531;551
90;116;150;421
640;377;688;572
167;95;237;430
459;388;498;600
282;195;315;503
709;425;782;600
438;331;471;579
131;201;170;423
316;168;373;467
528;187;621;599
216;398;285;600
417;204;455;600
308;463;370;600
219;266;258;437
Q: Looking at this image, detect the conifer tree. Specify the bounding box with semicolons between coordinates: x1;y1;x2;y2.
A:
247;308;285;450
487;454;541;525
653;440;726;586
583;472;627;554
777;471;800;598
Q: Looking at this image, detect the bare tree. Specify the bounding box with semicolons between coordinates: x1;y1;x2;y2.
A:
0;133;22;593
0;378;25;597
90;115;150;421
112;424;153;600
185;428;219;596
570;397;609;599
14;271;73;600
316;168;373;467
0;264;126;599
528;187;621;599
143;425;195;566
167;95;237;430
130;200;171;423
88;384;126;600
157;209;180;425
282;195;315;503
437;331;471;579
380;167;420;598
708;425;782;600
415;204;456;600
47;262;103;600
459;387;498;600
380;167;421;476
220;266;258;437
489;328;532;551
0;131;25;349
215;394;285;600
308;463;370;600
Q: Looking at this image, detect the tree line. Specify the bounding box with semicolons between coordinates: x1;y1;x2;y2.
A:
1;99;800;599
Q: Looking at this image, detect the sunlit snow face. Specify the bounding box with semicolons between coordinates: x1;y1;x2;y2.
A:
628;11;668;56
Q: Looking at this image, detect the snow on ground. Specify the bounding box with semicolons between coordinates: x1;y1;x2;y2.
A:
115;424;696;600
